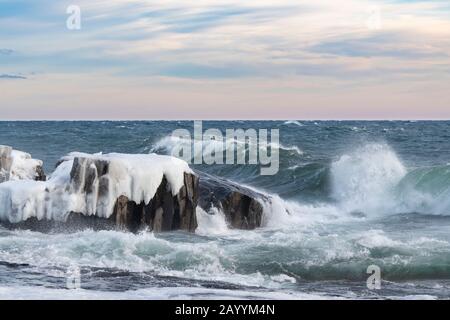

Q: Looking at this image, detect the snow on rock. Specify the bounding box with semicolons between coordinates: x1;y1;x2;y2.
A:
0;152;193;224
0;145;45;182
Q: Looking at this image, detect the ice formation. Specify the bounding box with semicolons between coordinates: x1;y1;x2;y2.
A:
0;152;193;224
0;145;44;182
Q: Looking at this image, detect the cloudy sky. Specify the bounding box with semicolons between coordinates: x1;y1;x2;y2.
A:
0;0;449;119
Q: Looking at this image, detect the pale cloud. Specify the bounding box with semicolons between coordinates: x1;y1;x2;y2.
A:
1;0;449;119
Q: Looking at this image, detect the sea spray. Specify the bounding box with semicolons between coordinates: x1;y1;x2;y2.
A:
2;121;450;298
330;143;407;216
169;121;280;175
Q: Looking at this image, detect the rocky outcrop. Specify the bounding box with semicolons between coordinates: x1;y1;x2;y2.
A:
197;171;265;230
0;149;265;233
65;157;263;232
110;173;199;232
67;156;199;233
0;145;45;182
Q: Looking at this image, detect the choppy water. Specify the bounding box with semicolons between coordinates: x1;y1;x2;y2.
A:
1;121;450;299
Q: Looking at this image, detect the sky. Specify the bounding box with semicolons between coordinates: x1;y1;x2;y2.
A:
0;0;449;120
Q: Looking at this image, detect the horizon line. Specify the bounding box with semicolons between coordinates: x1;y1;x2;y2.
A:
1;119;450;122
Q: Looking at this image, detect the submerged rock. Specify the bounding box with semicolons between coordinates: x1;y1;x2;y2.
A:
197;171;265;230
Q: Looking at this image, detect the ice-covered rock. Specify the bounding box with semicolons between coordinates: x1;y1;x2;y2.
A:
0;145;45;182
111;172;198;232
0;152;198;232
0;148;265;233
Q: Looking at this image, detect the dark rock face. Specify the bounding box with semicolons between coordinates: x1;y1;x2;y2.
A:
111;173;199;233
69;157;199;233
34;165;46;181
197;171;265;230
221;192;264;230
69;157;109;194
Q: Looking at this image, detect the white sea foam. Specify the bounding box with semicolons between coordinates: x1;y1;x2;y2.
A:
0;285;329;300
151;135;303;158
195;207;230;236
284;120;304;127
270;274;297;284
228;183;344;230
326;143;450;216
330;143;407;216
268;143;303;156
355;229;403;248
0;228;302;290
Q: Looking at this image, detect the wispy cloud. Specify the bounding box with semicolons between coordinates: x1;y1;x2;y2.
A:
310;32;450;59
0;74;26;79
1;0;450;118
0;48;14;55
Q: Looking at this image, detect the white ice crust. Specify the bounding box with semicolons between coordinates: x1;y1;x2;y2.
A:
0;146;43;182
0;152;192;223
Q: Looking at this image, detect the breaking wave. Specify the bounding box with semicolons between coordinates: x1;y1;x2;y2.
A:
329;143;450;217
284;120;304;127
150;135;304;158
260;143;450;218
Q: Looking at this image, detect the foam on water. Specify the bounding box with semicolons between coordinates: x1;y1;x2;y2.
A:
0;285;328;300
284;120;304;127
151;135;303;159
195;207;230;236
0;227;305;291
2;122;450;298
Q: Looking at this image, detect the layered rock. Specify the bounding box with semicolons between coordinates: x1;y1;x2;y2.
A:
197;171;265;230
0;145;45;182
111;173;198;232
